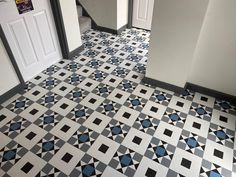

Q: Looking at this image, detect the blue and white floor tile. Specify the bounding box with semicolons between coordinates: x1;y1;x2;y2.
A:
0;28;236;177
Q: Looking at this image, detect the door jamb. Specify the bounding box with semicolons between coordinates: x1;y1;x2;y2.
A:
0;25;25;104
128;0;133;28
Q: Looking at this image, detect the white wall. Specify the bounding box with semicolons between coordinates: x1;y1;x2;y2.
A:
0;39;19;95
59;0;82;52
117;0;129;29
189;0;236;96
80;0;128;30
146;0;209;87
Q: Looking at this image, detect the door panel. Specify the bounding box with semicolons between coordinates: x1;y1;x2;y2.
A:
9;19;38;67
0;0;61;81
33;10;56;56
138;0;148;20
132;0;154;30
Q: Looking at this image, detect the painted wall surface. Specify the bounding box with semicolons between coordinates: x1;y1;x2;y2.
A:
80;0;117;29
189;0;236;96
146;0;209;87
80;0;128;30
59;0;82;52
117;0;128;29
0;39;19;95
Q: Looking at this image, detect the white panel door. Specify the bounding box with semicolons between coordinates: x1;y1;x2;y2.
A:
132;0;154;30
0;0;61;81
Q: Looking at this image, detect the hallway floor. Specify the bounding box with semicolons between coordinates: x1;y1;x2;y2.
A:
0;28;235;177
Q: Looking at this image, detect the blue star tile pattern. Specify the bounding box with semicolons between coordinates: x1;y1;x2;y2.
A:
34;110;63;131
68;125;99;153
145;138;175;168
208;123;234;149
102;119;130;144
189;102;213;121
66;104;94;124
109;145;142;177
178;130;206;157
89;70;109;82
0;28;235;177
161;108;187;128
0;141;28;172
132;113;159;136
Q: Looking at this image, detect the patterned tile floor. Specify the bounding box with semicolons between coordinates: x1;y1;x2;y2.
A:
0;28;236;177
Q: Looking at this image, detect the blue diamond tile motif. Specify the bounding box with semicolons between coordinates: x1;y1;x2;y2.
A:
3;150;16;161
43;115;54;124
154;146;168;158
10;122;22;131
42;141;54;152
82;164;95;176
119;154;133;167
185;137;199;148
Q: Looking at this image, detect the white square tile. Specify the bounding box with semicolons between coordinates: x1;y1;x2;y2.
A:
114;51;130;59
192;92;215;108
154;121;182;146
203;140;233;170
74;55;91;65
119;60;136;70
87;135;120;164
49;143;84;175
110;42;124;50
168;96;192;114
78;78;99;92
51;98;77;116
50;118;80;141
24;86;48;102
134;157;168;177
142;101;166;120
7;151;46;177
211;109;236;131
51;82;75;96
99;63;117;74
169;148;202;177
183;115;210;138
19;103;48;122
122;128;152;155
113;106;140;126
76;65;96;77
80;93;105;110
125;71;144;83
133;48;148;56
14;124;47;149
54;59;70;68
95;53;111;62
107;88;131;105
90;37;103;44
52;69;73;81
132;85;154;99
83;112;111;133
102;74;123;87
29;73;48;85
0;108;17;128
91;44;107;52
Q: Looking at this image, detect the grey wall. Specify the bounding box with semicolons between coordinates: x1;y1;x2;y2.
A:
80;0;128;30
146;0;209;87
188;0;236;96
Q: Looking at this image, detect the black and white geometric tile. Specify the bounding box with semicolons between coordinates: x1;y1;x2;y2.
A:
0;28;235;177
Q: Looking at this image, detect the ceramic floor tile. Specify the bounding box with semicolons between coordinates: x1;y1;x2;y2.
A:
0;28;235;177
